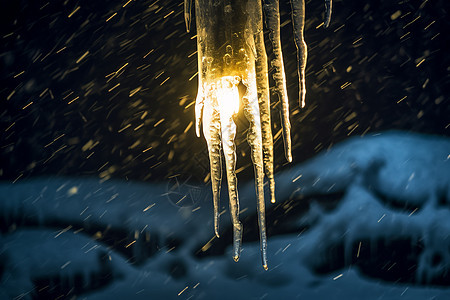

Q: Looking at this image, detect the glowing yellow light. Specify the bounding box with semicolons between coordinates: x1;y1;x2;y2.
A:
216;76;240;117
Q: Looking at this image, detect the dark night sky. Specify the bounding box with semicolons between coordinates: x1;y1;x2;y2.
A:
1;0;449;184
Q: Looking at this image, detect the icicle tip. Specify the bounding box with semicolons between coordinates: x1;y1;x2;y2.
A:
285;150;293;163
195;126;201;138
185;16;191;33
184;0;192;33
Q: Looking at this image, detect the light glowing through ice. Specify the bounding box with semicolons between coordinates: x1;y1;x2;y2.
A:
217;77;240;117
185;0;332;270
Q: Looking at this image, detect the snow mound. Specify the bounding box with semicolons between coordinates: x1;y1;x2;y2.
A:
278;131;450;285
1;131;449;299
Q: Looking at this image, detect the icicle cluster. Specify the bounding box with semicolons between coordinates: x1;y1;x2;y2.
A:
185;0;332;270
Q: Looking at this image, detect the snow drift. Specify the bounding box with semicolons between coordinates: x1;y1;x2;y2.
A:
1;131;449;299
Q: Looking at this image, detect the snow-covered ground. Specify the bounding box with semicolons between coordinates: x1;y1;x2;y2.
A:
1;131;449;299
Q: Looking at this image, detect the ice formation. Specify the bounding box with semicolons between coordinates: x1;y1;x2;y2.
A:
185;0;332;269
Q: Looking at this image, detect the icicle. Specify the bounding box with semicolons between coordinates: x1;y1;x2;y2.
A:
184;0;192;32
202;88;223;238
193;0;269;269
217;76;242;259
290;0;307;109
248;0;269;267
254;1;275;204
190;0;331;269
290;0;332;105
324;0;333;28
263;0;292;162
242;76;268;269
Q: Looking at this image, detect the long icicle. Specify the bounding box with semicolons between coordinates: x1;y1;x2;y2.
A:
254;0;275;204
202;91;222;238
218;77;242;261
290;0;307;108
243;78;268;270
263;0;292;163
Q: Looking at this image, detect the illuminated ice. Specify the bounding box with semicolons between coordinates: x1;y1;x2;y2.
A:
186;0;332;269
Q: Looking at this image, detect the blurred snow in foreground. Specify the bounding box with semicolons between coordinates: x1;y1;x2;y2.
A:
1;131;449;299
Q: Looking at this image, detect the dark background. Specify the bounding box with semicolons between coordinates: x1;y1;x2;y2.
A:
1;0;449;184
